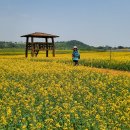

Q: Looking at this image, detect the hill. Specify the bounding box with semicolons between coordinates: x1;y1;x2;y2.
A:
0;40;129;51
0;40;93;50
55;40;95;50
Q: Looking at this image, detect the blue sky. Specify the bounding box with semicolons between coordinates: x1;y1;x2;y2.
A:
0;0;130;47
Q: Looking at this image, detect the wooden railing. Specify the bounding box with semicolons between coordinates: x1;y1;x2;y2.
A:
27;42;54;50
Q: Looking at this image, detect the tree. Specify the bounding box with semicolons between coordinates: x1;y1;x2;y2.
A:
117;46;124;49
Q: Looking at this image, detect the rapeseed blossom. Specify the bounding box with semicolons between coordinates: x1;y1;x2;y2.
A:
0;53;130;129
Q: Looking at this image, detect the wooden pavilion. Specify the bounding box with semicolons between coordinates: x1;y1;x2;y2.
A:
21;32;59;57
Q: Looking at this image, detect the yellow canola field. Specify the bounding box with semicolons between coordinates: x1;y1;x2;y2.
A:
0;54;130;130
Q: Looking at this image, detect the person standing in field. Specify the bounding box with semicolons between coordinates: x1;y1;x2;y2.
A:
72;46;80;66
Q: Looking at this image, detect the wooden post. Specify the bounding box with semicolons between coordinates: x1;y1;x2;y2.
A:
110;47;112;62
45;38;48;57
25;37;29;58
52;37;55;57
31;37;34;57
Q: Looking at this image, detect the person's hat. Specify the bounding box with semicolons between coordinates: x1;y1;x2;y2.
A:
73;46;77;49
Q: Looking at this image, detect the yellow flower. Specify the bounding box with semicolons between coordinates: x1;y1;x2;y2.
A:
0;52;130;129
36;122;43;128
96;114;100;120
1;116;7;125
56;123;61;128
22;125;26;129
74;113;79;118
7;107;12;116
45;118;54;124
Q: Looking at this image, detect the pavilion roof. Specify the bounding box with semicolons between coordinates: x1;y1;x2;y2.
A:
21;32;59;38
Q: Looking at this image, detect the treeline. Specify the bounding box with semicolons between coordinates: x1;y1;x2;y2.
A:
97;45;130;50
55;40;95;50
55;40;130;50
0;41;25;48
0;40;129;51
